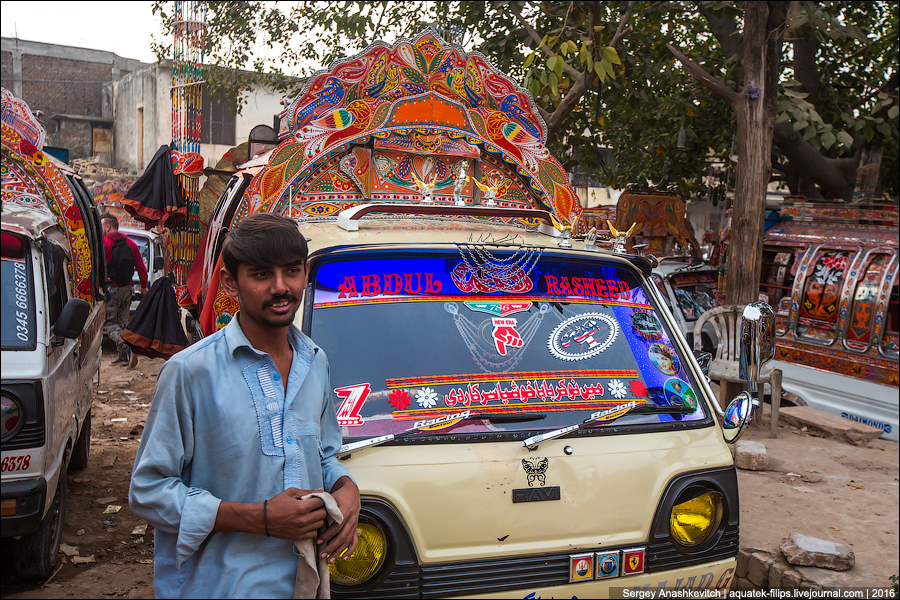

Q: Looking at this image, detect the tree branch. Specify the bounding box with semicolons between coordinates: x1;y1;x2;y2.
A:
508;2;580;79
666;43;742;106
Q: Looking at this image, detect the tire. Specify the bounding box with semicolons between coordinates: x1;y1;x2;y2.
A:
14;470;66;579
70;411;91;470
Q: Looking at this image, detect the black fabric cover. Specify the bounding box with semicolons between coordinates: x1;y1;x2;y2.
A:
121;275;189;359
122;145;187;228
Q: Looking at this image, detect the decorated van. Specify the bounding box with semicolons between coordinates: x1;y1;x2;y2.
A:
192;31;771;597
1;89;106;578
761;200;898;441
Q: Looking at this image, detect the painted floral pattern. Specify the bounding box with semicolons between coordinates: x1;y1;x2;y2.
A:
608;379;627;399
415;387;439;409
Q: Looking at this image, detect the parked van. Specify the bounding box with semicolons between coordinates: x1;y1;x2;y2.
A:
119;225;166;312
650;257;722;353
761;199;898;441
1;89;106;578
191;31;772;597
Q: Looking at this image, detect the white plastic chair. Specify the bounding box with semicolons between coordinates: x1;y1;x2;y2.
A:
694;305;783;438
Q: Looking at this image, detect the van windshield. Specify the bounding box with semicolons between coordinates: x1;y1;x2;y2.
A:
1;256;36;350
309;250;709;441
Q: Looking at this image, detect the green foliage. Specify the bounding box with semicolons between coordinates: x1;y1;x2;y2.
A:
151;0;898;200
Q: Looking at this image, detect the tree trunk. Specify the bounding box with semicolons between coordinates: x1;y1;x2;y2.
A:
725;1;790;306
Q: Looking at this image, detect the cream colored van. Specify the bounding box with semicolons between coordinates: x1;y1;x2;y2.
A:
292;205;758;598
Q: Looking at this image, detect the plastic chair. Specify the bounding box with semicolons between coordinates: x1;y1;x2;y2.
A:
693;305;783;438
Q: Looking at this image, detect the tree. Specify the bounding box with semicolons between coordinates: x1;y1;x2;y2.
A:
152;1;898;302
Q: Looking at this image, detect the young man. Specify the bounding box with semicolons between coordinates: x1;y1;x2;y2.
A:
100;213;148;367
129;213;360;598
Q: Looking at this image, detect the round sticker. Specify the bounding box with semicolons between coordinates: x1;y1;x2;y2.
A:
631;309;663;341
548;312;619;361
648;343;680;375
575;558;591;578
682;388;698;411
664;378;695;408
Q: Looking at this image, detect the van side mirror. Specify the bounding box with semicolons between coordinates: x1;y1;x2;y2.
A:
153;256;164;271
739;302;776;382
52;298;90;340
722;391;753;444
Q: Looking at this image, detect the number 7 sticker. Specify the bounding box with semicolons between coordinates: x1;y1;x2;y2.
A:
334;383;370;426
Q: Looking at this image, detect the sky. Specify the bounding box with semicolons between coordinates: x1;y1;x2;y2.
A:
1;1;162;63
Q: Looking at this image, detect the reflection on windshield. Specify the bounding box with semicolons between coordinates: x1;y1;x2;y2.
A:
311;253;707;441
673;285;716;322
1;257;36;350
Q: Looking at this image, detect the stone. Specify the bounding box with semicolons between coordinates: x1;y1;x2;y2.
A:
735;441;768;471
736;548;751;578
769;562;784;589
782;568;802;589
780;533;855;571
747;551;774;587
778;406;883;445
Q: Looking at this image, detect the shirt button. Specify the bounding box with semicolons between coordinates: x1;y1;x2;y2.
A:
286;437;293;444
274;373;281;381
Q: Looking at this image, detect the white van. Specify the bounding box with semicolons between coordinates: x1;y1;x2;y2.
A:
119;225;167;312
1;88;106;578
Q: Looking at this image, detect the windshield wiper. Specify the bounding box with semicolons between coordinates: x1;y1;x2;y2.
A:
523;401;640;451
337;410;547;459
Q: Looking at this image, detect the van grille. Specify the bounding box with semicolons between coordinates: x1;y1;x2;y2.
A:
647;523;740;572
1;422;45;451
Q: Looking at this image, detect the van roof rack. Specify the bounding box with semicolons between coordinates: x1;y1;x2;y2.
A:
335;202;564;238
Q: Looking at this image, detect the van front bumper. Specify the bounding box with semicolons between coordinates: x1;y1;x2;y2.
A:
0;477;46;537
457;557;737;599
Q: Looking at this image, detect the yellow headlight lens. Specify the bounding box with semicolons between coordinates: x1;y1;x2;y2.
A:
328;522;387;586
670;491;723;547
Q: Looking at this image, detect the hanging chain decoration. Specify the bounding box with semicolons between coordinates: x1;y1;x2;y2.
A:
451;242;543;294
170;0;206;287
445;302;552;372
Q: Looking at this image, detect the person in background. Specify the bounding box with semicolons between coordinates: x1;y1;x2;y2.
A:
129;213;359;598
100;212;148;367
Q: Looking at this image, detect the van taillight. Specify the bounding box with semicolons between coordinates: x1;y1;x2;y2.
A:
1;232;26;259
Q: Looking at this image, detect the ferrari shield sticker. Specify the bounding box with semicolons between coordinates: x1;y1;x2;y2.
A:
465;301;532;317
492;317;524;355
622;548;645;575
548;312;619;361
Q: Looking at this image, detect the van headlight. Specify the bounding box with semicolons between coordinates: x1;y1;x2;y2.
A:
670;491;723;547
328;522;387;585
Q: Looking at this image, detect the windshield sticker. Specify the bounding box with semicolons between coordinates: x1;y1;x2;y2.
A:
336;272;443;298
464;301;532;317
388;389;411;410
442;379;617;407
648;342;681;375
544;275;630;300
631;309;663;341
492;317;524;355
548;312;619;361
415;387;440;409
386;368;639;389
664;378;697;409
334;383;371;426
450;261;534;294
414;410;471;430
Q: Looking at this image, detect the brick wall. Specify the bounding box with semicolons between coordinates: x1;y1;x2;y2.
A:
20;54;112;117
1;51;13;85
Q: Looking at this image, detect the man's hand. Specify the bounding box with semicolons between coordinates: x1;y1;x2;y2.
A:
213;487;326;540
317;476;360;563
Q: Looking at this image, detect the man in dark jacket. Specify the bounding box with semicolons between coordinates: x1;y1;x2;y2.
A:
101;212;149;367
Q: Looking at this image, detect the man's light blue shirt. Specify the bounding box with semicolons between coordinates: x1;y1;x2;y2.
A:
129;316;352;598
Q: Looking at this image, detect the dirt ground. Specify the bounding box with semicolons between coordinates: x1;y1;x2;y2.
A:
2;347;897;598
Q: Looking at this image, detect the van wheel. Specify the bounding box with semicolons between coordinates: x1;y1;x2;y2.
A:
14;471;66;579
70;412;91;470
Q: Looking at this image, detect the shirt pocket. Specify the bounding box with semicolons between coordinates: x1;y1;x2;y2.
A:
294;421;324;490
242;361;284;457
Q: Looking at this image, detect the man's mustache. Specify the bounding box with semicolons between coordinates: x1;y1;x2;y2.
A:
264;294;299;307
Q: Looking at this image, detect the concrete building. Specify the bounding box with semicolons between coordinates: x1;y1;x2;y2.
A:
1;37;146;161
2;37;285;175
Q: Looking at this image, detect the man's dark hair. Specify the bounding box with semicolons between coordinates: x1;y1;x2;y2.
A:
100;212;119;229
222;213;308;276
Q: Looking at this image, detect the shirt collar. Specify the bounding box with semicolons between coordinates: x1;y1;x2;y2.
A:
223;312;318;359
